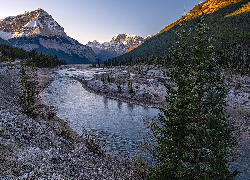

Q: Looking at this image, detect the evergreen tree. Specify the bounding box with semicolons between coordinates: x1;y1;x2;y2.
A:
20;62;34;115
103;76;108;89
117;77;122;93
128;79;134;95
107;75;111;83
147;17;238;180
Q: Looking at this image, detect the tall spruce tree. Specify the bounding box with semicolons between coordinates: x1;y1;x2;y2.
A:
147;17;238;180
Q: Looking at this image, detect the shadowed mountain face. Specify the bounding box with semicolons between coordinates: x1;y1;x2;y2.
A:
0;8;96;64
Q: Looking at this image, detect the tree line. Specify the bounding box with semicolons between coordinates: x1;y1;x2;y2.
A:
0;43;66;68
105;43;250;75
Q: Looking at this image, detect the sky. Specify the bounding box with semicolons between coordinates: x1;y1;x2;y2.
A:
0;0;203;45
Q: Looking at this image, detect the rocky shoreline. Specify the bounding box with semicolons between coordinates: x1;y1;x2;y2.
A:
71;65;250;117
71;65;169;109
0;63;141;179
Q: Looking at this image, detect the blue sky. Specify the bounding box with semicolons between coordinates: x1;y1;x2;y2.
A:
0;0;203;44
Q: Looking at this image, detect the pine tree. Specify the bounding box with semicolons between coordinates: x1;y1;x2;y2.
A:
128;79;134;95
20;62;34;115
117;77;122;93
147;17;238;180
103;76;108;89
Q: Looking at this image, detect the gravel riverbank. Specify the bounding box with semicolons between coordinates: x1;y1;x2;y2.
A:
72;65;250;115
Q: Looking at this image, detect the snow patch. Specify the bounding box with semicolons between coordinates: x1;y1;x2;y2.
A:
24;12;43;29
0;30;12;40
144;35;152;39
25;17;38;28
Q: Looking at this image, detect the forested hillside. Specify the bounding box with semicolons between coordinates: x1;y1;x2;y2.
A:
157;0;244;36
0;37;9;45
109;0;250;74
0;42;65;68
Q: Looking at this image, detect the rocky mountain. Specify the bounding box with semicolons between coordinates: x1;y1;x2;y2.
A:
87;33;151;61
0;8;96;64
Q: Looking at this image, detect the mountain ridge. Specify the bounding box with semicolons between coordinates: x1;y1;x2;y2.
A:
0;8;96;64
87;33;151;61
157;0;244;36
124;0;247;54
115;0;250;64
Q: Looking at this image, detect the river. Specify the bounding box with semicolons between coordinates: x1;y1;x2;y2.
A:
40;66;250;179
40;66;160;163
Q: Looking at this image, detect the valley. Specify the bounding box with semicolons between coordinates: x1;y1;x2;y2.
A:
0;0;250;179
1;61;249;179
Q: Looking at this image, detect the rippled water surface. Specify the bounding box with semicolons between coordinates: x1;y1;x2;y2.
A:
41;68;160;162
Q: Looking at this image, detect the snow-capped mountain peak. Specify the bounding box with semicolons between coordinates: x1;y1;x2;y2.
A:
0;8;66;39
87;33;151;61
110;33;143;45
0;8;96;64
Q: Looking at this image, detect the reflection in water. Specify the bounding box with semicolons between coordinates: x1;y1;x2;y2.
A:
41;73;160;164
117;100;122;110
128;102;134;111
143;105;149;113
103;96;108;109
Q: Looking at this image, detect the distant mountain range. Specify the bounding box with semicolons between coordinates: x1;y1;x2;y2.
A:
2;0;247;65
0;8;96;64
87;34;152;61
117;0;250;61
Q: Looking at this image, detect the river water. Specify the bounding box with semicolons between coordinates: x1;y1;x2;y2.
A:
40;67;160;163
